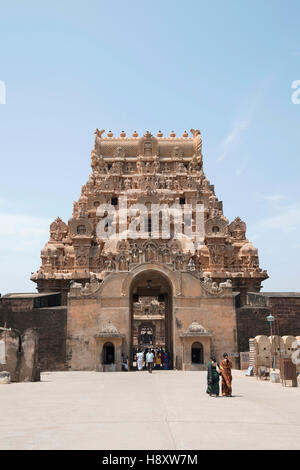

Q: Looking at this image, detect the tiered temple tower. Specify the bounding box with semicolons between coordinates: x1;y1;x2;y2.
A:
31;129;268;306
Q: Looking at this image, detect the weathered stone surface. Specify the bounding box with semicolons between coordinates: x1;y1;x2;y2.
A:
19;328;40;382
0;300;67;371
0;371;10;384
0;329;40;382
270;371;280;383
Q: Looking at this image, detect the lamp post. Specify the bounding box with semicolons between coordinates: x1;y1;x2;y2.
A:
267;314;275;370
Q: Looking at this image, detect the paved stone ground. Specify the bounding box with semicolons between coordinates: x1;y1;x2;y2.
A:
0;370;299;450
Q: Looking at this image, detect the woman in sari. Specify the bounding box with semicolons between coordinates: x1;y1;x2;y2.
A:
219;352;232;396
206;356;220;397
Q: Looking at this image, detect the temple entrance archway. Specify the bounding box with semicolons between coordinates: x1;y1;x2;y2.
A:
129;269;173;369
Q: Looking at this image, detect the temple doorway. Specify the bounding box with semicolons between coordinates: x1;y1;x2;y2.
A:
103;342;115;365
130;270;173;369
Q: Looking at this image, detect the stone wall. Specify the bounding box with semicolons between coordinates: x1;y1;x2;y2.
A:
236;306;272;352
0;303;67;371
268;295;300;336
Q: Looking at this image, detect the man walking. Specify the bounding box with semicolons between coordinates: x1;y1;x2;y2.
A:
146;349;154;373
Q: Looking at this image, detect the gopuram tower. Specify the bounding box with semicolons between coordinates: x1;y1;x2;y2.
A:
31;129;268;306
31;129;268;370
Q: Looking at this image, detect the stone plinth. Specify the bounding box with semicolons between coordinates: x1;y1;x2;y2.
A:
0;371;10;384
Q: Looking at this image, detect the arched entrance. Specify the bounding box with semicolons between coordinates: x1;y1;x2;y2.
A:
129;269;173;368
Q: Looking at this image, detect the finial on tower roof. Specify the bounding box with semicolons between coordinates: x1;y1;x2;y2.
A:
190;129;201;137
143;131;153;138
94;129;105;138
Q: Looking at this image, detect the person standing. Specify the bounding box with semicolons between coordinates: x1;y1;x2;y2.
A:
220;353;233;396
163;349;170;370
146;349;154;373
156;349;162;369
206;356;220;397
136;349;144;371
121;354;128;371
153;350;156;369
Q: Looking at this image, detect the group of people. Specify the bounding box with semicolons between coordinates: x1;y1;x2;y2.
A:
135;348;170;373
206;353;233;397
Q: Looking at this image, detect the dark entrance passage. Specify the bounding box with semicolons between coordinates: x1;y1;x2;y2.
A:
103;342;115;365
191;342;204;364
130;270;173;369
138;324;155;347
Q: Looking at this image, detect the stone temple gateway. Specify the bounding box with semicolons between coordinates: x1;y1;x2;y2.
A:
30;129;269;371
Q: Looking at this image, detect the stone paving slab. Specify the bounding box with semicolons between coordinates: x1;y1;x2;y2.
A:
0;370;299;450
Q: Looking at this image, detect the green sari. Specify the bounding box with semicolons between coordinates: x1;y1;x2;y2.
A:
206;361;220;396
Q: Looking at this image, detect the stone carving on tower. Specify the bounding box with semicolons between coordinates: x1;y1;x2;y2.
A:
31;128;268;304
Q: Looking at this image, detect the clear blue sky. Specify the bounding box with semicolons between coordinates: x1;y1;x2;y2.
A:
0;0;299;293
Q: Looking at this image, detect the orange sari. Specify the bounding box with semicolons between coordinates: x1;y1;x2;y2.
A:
220;359;232;396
